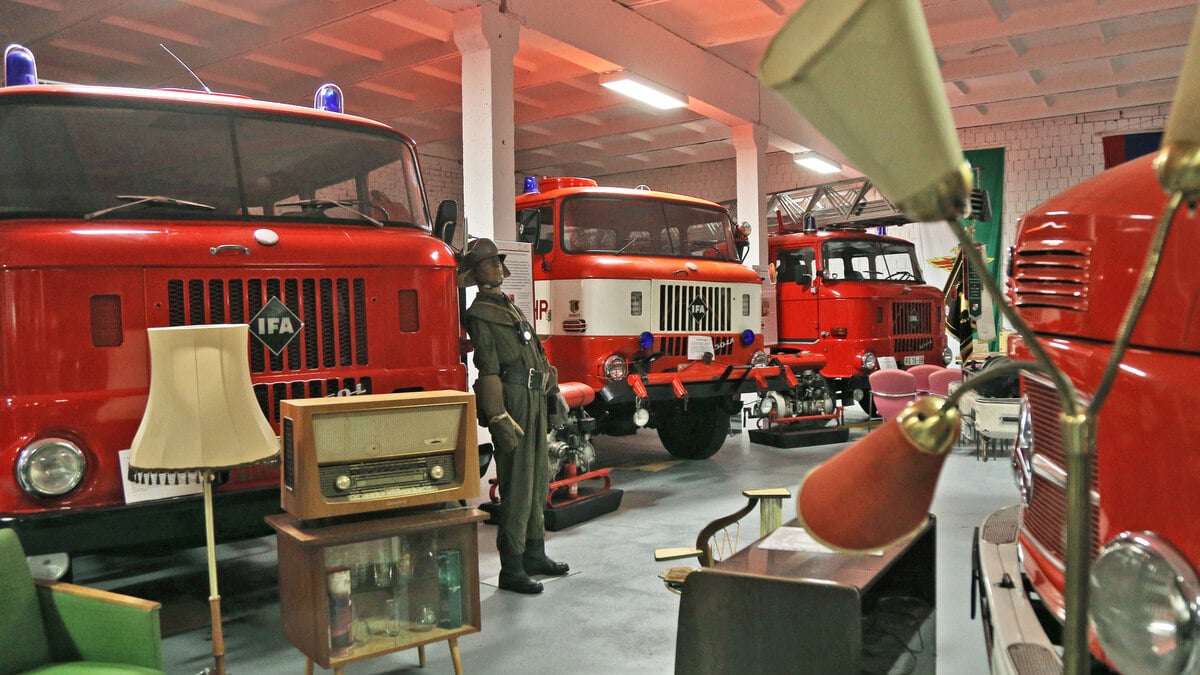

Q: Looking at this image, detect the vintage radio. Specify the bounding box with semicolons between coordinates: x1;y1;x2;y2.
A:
280;390;478;521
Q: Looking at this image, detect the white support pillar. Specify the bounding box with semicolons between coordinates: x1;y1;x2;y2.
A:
453;4;519;242
733;123;769;268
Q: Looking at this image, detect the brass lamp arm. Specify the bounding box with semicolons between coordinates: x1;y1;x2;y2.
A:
942;360;1048;412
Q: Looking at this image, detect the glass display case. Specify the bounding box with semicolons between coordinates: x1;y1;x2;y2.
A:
267;507;487;673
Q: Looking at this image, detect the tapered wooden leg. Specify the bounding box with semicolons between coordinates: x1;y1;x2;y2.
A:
449;637;463;675
305;658;314;675
418;644;426;667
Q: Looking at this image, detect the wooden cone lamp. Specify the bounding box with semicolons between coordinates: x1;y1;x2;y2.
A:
127;324;279;675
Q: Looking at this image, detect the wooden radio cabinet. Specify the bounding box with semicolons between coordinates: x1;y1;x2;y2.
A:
267;507;487;674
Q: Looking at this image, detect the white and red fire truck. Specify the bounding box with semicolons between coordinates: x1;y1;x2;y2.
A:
513;177;832;476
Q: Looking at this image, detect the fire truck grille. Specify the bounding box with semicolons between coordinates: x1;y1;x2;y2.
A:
658;336;735;357
658;284;733;333
167;276;369;374
254;377;373;425
1021;377;1101;565
891;301;935;354
1011;239;1091;312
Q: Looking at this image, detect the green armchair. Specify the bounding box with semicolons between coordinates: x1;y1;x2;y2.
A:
0;528;164;674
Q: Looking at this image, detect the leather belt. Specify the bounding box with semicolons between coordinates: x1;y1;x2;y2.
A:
501;368;547;390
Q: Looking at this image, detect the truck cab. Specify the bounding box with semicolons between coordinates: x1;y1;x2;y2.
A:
768;224;952;412
0;47;465;565
515;177;830;468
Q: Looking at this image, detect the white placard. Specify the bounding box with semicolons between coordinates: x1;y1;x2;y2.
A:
877;355;899;370
495;240;534;322
119;448;202;504
757;526;883;556
686;335;715;361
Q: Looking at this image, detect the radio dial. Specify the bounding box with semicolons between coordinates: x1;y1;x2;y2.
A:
335;475;352;492
428;464;445;480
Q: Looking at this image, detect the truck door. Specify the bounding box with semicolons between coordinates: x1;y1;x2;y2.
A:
776;247;819;340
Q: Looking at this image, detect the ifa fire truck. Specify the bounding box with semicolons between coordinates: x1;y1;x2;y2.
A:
974;152;1200;672
764;218;953;415
0;46;465;565
513;177;831;473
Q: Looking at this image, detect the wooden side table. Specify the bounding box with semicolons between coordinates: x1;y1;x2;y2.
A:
267;507;487;675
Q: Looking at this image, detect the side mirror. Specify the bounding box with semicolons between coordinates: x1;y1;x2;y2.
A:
517;208;553;255
735;221;751;263
435;200;458;245
796;271;812;286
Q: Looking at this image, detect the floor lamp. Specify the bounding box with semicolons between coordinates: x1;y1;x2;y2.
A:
128;324;279;675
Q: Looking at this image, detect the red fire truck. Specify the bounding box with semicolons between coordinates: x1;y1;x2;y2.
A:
513;177;831;473
974;153;1200;672
764;218;953;415
0;47;465;565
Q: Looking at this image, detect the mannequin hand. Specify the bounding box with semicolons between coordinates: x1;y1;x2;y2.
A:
488;412;526;448
549;390;570;429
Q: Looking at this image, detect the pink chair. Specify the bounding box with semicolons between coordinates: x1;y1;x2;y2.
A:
869;369;918;421
906;364;945;394
928;368;963;397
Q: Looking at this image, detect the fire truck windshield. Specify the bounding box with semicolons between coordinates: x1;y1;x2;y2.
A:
822;238;924;282
560;195;736;260
0;97;427;229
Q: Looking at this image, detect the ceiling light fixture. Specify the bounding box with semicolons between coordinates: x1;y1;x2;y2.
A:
794;150;842;174
599;70;687;110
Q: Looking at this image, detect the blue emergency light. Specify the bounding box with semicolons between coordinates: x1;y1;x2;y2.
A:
4;44;37;87
523;176;540;194
313;83;343;113
638;331;655;351
740;329;756;347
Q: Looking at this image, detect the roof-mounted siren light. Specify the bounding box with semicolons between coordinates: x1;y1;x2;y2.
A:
523;176;540;194
803;214;818;233
4;44;37;87
314;83;343;113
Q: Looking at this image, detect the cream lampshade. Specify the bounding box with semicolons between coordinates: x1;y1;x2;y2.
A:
127;323;278;675
759;0;971;223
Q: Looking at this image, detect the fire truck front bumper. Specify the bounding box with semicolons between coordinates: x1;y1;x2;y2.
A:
974;505;1063;674
598;362;802;405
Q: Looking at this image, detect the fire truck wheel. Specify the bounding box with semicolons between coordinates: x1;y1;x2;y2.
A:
657;406;729;460
858;389;877;417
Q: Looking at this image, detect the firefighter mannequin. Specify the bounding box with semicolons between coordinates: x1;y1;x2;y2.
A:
458;238;570;594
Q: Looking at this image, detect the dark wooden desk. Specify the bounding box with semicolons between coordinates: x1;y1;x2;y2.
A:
675;516;936;674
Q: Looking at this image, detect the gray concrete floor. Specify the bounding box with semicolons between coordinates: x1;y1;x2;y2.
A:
75;408;1018;674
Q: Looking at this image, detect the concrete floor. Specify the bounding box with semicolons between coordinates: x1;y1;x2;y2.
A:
74;408;1018;674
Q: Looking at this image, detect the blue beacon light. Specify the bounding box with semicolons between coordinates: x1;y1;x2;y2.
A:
740;329;756;347
523;176;540;194
313;83;343;113
4;44;37;87
638;331;655;351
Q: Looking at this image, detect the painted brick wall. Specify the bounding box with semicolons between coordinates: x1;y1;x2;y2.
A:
419;154;466;218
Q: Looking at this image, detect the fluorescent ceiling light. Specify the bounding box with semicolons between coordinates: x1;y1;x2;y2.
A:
794;151;842;174
599;70;687;110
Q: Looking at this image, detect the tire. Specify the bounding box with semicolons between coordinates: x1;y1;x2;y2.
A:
657;403;729;459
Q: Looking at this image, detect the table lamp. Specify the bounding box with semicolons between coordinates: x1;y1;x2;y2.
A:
128;324;279;675
760;1;1200;673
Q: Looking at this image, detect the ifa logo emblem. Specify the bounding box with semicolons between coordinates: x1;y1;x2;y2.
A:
248;296;304;354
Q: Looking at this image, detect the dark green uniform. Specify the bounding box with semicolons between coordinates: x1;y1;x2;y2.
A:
465;292;554;556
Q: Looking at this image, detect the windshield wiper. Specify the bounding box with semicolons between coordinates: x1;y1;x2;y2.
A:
84;195;216;221
276;198;384;228
616;233;647;254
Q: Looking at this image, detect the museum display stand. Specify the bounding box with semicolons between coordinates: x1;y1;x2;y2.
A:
268;507;487;675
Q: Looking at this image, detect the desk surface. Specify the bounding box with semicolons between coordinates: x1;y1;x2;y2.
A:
714;516;936;594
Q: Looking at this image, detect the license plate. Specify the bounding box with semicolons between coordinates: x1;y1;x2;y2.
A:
902;355;925;366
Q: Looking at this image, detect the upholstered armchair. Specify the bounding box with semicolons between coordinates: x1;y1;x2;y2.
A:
0;528;164;674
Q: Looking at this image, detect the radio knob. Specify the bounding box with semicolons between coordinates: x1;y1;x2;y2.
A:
335;475;352;491
428;464;445;480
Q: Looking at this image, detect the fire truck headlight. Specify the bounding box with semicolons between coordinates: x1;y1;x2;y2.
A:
749;350;770;368
941;346;954;365
1090;531;1200;675
17;438;86;497
860;351;877;371
603;354;628;381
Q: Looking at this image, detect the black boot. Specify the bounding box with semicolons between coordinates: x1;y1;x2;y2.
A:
523;538;569;576
498;552;543;594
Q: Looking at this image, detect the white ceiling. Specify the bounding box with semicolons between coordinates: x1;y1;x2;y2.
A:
2;0;1195;179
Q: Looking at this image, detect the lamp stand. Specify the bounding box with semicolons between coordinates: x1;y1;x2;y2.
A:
203;471;227;675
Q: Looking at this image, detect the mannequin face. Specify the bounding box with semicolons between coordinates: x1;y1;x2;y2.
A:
474;256;506;289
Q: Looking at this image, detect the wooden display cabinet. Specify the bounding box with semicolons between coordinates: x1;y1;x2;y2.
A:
267;507;487;674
